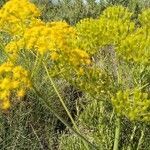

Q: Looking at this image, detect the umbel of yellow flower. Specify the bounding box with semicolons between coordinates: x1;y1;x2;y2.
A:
23;21;76;54
0;0;41;35
1;0;91;71
139;8;150;27
5;20;91;68
5;21;76;54
76;5;150;64
111;88;150;122
0;61;31;110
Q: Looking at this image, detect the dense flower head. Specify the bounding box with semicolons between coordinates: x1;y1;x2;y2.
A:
0;0;41;35
101;5;133;21
5;21;76;54
0;61;31;109
139;8;150;27
76;7;135;55
111;88;150;122
76;5;149;64
118;27;150;64
5;21;91;68
22;21;76;54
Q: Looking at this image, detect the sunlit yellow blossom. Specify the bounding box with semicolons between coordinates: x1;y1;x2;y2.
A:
17;89;26;97
0;0;41;35
0;61;31;109
77;68;84;76
0;78;11;90
1;99;10;110
51;52;59;61
11;80;20;89
0;90;10;100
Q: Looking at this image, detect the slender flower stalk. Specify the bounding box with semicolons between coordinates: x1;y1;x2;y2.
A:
127;125;137;150
32;85;98;150
44;63;90;150
136;126;145;150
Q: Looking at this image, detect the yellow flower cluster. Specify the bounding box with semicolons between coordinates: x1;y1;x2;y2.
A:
5;21;91;67
0;0;91;91
76;6;135;55
139;8;150;27
111;88;150;122
118;27;150;64
0;0;41;35
101;5;132;21
0;61;31;109
76;6;150;64
22;21;76;54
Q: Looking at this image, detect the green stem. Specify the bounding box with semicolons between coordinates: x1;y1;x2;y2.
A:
113;117;121;150
31;55;43;79
44;64;90;150
127;125;137;150
136;126;145;150
44;64;78;131
32;86;98;150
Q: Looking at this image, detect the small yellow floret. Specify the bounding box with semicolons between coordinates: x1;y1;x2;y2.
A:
2;100;10;110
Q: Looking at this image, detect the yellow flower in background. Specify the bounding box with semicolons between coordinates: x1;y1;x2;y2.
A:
118;27;150;64
101;5;132;21
0;0;41;35
77;67;84;76
76;5;149;64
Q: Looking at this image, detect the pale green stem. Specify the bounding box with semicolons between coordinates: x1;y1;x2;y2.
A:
110;108;115;124
30;123;44;149
127;125;137;150
113;117;121;150
44;63;90;150
44;64;78;131
30;53;41;79
32;86;98;150
113;56;122;150
136;126;145;150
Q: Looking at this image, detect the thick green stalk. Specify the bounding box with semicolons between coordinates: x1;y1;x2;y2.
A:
113;117;121;150
32;86;98;150
44;64;78;131
44;64;90;150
